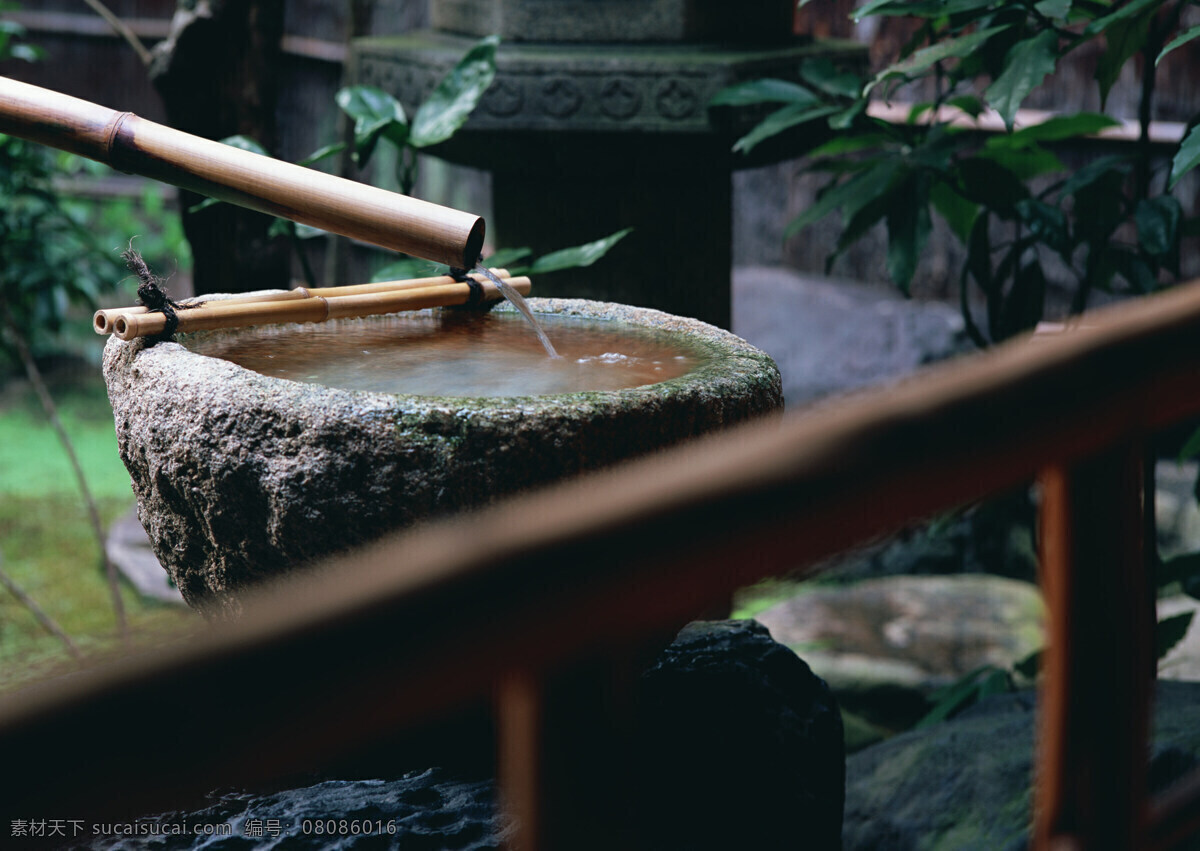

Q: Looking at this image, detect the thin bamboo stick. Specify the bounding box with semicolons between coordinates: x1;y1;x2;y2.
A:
0;76;485;268
110;277;532;340
93;270;512;334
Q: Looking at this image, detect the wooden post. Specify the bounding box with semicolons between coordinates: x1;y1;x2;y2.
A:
1035;440;1155;849
494;648;650;851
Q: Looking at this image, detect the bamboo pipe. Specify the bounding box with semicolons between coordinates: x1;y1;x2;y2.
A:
0;76;484;268
110;277;532;341
93;269;512;334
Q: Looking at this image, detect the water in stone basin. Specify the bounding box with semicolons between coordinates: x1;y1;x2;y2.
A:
473;262;560;358
187;310;703;397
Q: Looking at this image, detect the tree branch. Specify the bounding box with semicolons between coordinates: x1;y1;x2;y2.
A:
1;303;129;642
0;548;83;661
79;0;153;66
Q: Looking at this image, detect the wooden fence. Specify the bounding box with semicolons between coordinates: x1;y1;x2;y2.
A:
6;282;1200;846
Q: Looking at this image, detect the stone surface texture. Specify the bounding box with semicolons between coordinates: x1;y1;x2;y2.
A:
80;769;503;850
844;681;1200;850
103;298;781;614
732;266;969;409
355;33;863;137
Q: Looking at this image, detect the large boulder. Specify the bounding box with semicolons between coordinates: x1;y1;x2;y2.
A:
632;619;845;850
732;266;968;408
844;681;1200;849
79;620;843;850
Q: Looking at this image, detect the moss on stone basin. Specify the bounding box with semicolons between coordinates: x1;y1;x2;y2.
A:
103;298;782;615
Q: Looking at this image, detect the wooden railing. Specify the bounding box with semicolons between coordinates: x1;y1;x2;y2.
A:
6;281;1200;847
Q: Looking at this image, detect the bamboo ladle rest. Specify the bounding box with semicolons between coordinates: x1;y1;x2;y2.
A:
94;269;529;341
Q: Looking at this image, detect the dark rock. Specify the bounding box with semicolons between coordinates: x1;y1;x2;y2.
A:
76;769;503;850
75;620;843;850
633;619;845;850
844;681;1200;850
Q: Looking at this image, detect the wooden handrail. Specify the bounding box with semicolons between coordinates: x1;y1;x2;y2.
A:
6;282;1200;843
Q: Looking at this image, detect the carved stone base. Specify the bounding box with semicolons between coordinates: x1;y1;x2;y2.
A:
350;32;865;326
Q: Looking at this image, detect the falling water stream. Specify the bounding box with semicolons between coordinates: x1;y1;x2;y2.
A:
474;263;560;358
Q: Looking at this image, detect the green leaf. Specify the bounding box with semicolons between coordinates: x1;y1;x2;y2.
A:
297;142;346;168
1082;0;1164;37
1074;167;1128;243
1000;260;1047;336
1157;24;1200;66
1094;8;1154;108
1179;427;1200;463
930;180;980;243
1002;112;1120;145
1111;247;1157;293
1054;154;1129;200
529;228;633;274
1157;611;1194;661
827;164;909;268
785;160;902;238
800;58;862;99
956;157;1028;217
371;257;448;282
1135;195;1182;257
979;144;1064;180
827;99;868;130
806;133;893;159
732;102;841;154
483;247;534;269
886;172;932;294
1169;123;1200;191
219;134;269;156
851;0;908;22
966;210;993;291
292;223;328;240
1034;0;1072;19
1013;649;1041;680
410;35;499;148
916;665;1007;728
947;94;985;118
188;197;221;214
985;30;1060;130
1159;552;1200;589
1015;199;1070;255
9;43;43;63
709;78;818;107
852;0;996;23
336;85;408;165
867;26;1012;96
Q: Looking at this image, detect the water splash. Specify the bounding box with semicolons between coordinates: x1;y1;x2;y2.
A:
473;263;560;358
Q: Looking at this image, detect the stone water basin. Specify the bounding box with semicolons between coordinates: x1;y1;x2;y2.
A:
103;298;782;615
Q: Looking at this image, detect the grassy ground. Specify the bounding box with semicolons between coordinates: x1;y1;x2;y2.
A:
0;361;197;693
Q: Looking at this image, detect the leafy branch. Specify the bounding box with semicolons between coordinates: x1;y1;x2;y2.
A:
713;0;1200;346
196;35;630;287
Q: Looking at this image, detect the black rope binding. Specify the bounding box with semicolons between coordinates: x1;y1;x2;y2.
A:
448;265;484;307
448;256;497;312
123;247;190;341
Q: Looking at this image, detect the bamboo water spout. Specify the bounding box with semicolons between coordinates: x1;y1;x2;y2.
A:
0;76;484;269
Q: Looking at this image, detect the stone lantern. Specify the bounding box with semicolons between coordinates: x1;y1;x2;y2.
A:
351;1;863;328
